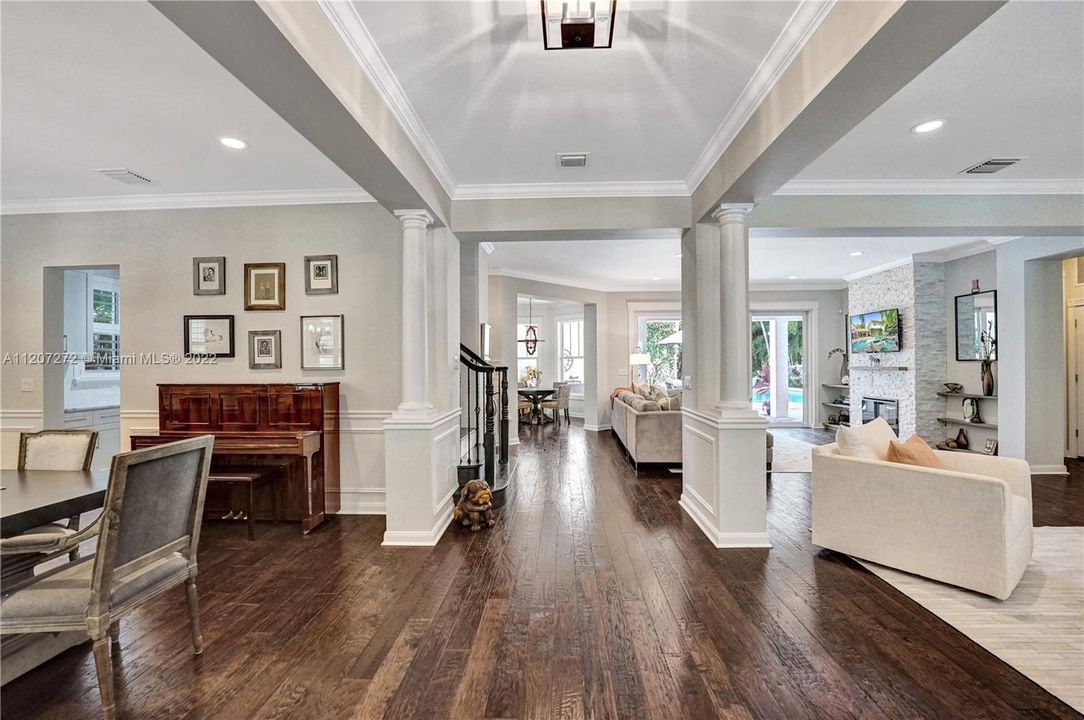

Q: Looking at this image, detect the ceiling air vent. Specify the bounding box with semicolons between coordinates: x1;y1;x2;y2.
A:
556;152;589;168
94;167;154;185
960;158;1022;175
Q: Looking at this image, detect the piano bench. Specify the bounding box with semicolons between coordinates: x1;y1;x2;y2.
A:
206;472;278;540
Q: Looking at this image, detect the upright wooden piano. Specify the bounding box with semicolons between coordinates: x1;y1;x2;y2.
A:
130;383;340;533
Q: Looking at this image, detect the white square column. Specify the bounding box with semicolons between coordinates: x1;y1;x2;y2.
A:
680;204;770;548
383;210;461;546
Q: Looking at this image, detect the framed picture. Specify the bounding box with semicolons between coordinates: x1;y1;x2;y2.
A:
184;315;234;357
983;438;999;456
248;330;282;369
192;257;225;295
244;262;285;310
300;314;344;370
305;255;338;295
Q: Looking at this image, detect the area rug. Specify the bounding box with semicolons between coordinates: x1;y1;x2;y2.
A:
858;527;1084;712
770;432;818;472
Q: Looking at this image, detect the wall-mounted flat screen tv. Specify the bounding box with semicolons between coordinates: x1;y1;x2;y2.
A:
850;308;901;353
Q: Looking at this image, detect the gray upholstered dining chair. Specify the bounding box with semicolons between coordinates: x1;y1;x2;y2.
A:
0;435;214;720
542;383;572;425
11;429;99;562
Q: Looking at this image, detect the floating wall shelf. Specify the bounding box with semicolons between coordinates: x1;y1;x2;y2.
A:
937;392;997;400
937;416;997;430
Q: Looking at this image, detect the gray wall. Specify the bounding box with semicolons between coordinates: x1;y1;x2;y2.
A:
1;202;405;508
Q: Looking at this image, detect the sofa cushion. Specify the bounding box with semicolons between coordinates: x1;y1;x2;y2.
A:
633;382;653;398
657;393;682;411
617;390;639;405
835;417;897;461
626;395;661;412
887;435;943;469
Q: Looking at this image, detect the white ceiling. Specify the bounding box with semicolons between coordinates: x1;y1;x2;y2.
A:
489;236;990;290
790;0;1084;186
351;0;804;187
0;1;359;205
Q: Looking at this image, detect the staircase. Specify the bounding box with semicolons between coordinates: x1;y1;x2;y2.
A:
459;344;511;493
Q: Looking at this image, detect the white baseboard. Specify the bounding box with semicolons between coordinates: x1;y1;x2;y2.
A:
1031;464;1070;475
383;510;453;546
679;495;772;549
332;488;386;515
584;424;611;432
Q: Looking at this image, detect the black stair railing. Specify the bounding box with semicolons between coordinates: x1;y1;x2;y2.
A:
459;344;509;487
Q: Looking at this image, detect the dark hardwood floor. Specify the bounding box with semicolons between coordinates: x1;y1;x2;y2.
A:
4;424;1081;719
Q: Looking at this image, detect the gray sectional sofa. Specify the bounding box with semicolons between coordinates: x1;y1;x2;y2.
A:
611;389;682;469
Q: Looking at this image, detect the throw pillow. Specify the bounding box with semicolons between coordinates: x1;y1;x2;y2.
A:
633;382;651;398
658;394;682;411
835;417;897;461
887;435;943;469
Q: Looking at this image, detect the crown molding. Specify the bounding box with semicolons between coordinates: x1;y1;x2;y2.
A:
453;180;689;201
317;0;458;198
0;188;375;215
491;270;679;294
685;0;835;192
842;257;913;283
774;179;1084;196
750;279;847;292
914;238;1017;263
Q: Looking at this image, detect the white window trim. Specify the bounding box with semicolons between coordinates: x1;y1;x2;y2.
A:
557;315;585;386
74;276;120;386
750;300;820;429
627;301;682;387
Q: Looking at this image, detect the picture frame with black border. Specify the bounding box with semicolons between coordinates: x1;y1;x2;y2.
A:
982;438;999;456
184;315;234;357
305;255;338;295
248;330;282;369
300;314;344;370
244;262;286;310
192;257;226;295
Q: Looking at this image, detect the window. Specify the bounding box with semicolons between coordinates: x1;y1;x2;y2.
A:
559;319;584;383
84;280;119;373
516;323;538;382
639;318;682;387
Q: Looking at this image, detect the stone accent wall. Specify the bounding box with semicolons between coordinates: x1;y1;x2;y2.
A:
913;262;947;442
848;263;916;438
847;261;947;442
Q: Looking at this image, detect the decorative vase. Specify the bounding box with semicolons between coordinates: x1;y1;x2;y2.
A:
981;361;994;397
839;356;850;385
955;428;969;450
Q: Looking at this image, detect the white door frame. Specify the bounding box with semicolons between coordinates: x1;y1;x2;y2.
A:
1069;302;1084;458
750;301;819;428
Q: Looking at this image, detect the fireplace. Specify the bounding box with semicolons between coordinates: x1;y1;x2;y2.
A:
861;396;899;434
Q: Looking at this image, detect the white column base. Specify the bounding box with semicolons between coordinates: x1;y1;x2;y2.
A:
382;409;461;546
680;408;771;549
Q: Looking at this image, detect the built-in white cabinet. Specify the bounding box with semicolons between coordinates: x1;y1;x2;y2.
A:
63;406;119;470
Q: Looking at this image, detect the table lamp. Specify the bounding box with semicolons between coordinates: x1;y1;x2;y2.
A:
629;352;650;387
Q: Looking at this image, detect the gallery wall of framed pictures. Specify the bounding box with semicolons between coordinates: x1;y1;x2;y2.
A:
187;254;343;371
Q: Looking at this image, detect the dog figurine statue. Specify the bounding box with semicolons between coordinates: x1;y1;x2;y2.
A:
453;479;495;532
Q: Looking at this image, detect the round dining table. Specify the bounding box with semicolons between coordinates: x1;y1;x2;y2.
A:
518;387;556;424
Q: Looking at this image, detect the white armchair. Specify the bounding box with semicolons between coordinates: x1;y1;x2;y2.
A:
812;443;1033;600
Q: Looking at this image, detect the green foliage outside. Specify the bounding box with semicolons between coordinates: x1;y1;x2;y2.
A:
644;320;681;386
751;320;803;388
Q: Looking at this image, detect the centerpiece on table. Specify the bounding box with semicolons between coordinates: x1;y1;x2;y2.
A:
521;366;542;388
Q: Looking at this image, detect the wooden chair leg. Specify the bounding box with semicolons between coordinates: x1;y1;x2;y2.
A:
185;578;204;655
92;636;116;720
109;622;120;645
68;512;82;561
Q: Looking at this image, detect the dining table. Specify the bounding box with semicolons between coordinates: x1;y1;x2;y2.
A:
518;387;556;425
1;469;110;537
0;468;110;685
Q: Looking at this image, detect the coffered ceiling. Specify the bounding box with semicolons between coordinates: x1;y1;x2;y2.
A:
341;0;820;192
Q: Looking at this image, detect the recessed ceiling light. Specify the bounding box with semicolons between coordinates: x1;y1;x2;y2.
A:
850;251;865;257
910;119;945;134
787;275;799;280
220;137;247;150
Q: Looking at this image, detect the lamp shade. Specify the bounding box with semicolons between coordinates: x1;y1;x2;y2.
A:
629;352;651;365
